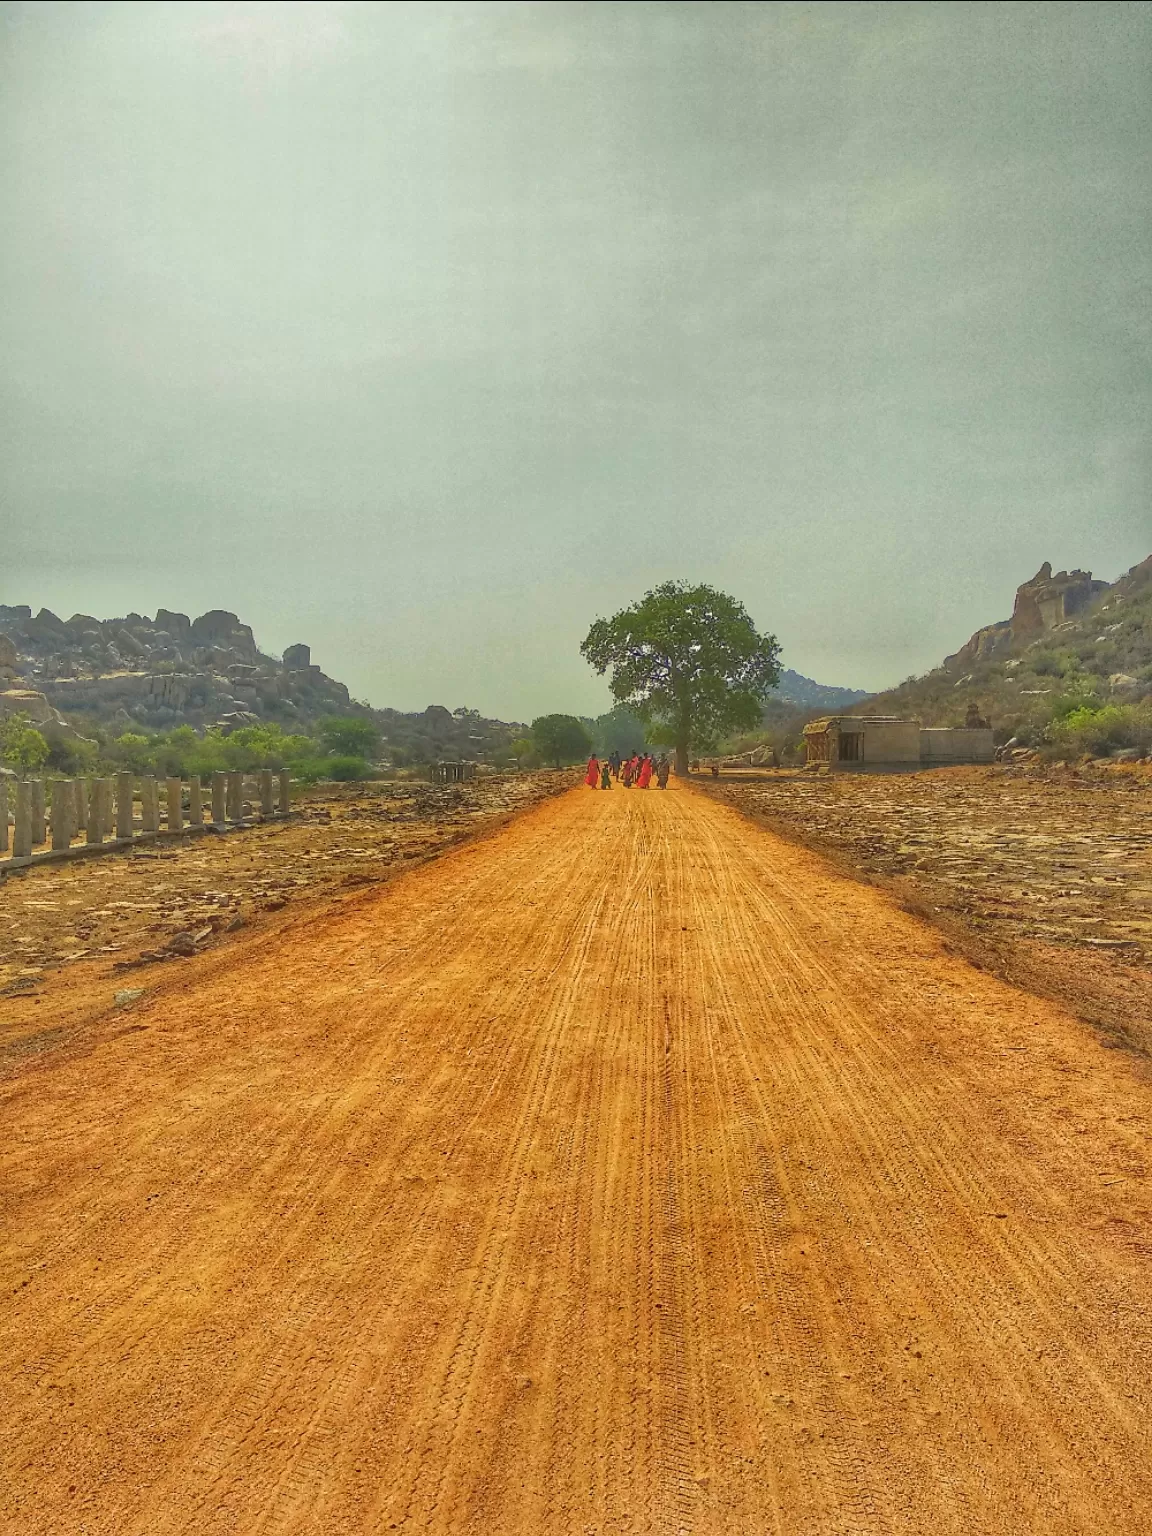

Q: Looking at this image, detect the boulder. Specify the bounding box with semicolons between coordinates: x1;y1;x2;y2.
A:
0;688;93;746
1010;563;1109;640
114;628;146;657
64;613;104;635
189;611;258;659
283;643;311;668
155;609;191;637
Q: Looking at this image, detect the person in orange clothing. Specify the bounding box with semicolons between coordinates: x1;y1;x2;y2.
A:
584;754;600;787
636;753;654;789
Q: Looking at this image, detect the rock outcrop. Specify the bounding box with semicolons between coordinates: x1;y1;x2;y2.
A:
0;689;93;746
0;607;351;734
946;562;1112;670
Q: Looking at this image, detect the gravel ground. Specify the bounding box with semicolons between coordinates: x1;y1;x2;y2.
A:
699;762;1152;1051
0;771;576;995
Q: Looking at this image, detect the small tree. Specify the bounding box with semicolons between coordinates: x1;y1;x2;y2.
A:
0;713;50;776
509;736;537;768
318;716;380;758
581;581;781;776
531;714;594;768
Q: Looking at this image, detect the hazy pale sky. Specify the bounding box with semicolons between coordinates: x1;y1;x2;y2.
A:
3;1;1149;719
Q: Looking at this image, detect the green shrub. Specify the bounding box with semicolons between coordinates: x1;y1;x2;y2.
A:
322;755;373;781
1043;701;1152;758
317;716;380;757
0;715;49;774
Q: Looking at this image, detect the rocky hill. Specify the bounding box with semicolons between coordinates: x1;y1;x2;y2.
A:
0;604;524;766
850;555;1152;739
772;669;869;710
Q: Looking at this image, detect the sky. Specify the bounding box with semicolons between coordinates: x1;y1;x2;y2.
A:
2;1;1149;721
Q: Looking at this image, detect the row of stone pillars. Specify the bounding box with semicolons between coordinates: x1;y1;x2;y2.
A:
0;770;290;865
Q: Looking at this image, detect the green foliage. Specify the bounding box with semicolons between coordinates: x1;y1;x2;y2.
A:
508;736;538;767
581;581;780;772
592;704;648;756
322;754;373;781
317;715;380;758
45;735;100;774
0;714;50;774
530;714;594;768
1043;701;1151;759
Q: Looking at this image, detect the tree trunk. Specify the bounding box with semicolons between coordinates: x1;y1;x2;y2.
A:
674;738;690;776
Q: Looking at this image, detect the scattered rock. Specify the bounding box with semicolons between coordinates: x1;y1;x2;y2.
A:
114;988;145;1007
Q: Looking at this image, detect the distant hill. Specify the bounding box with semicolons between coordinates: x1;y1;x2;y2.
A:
771;669;870;710
0;603;524;766
850;555;1152;739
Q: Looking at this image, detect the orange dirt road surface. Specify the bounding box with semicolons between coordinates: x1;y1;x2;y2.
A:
2;782;1150;1535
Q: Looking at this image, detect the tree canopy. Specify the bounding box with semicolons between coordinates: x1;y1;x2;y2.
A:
593;704;648;757
581;581;780;775
531;713;594;768
317;715;380;758
0;713;49;775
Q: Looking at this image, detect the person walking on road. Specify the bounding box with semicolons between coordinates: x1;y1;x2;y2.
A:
584;755;600;788
637;754;654;789
621;757;634;787
600;761;612;789
609;751;621;779
656;756;670;789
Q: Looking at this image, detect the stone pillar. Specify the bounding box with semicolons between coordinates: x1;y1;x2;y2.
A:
51;780;74;851
188;775;203;829
0;779;8;855
116;772;135;841
226;771;243;824
259;769;274;818
277;770;290;816
12;780;33;859
140;777;158;834
211;772;227;829
30;779;47;848
74;779;89;838
166;777;183;833
87;779;108;846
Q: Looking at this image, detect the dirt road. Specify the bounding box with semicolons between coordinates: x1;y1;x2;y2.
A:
2;783;1150;1534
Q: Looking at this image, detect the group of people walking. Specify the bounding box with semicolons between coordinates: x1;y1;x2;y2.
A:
584;750;671;791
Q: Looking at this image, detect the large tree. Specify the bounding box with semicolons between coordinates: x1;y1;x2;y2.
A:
581;581;781;776
531;713;594;769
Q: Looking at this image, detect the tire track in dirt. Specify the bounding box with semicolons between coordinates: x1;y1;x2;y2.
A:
2;783;1150;1534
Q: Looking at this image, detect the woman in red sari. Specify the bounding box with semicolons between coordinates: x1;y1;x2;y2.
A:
584;755;600;787
637;754;654;789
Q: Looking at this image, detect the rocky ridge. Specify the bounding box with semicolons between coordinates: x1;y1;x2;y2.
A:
0;605;526;764
0;604;353;737
852;554;1151;736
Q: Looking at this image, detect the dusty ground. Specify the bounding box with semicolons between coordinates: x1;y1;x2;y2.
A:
0;771;575;1002
2;780;1150;1534
702;763;1152;1054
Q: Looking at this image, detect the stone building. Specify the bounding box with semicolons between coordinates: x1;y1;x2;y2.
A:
803;716;994;771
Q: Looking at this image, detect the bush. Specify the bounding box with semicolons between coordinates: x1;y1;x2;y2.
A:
1043;701;1152;759
46;736;100;774
0;715;49;774
322;755;373;781
317;716;380;757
